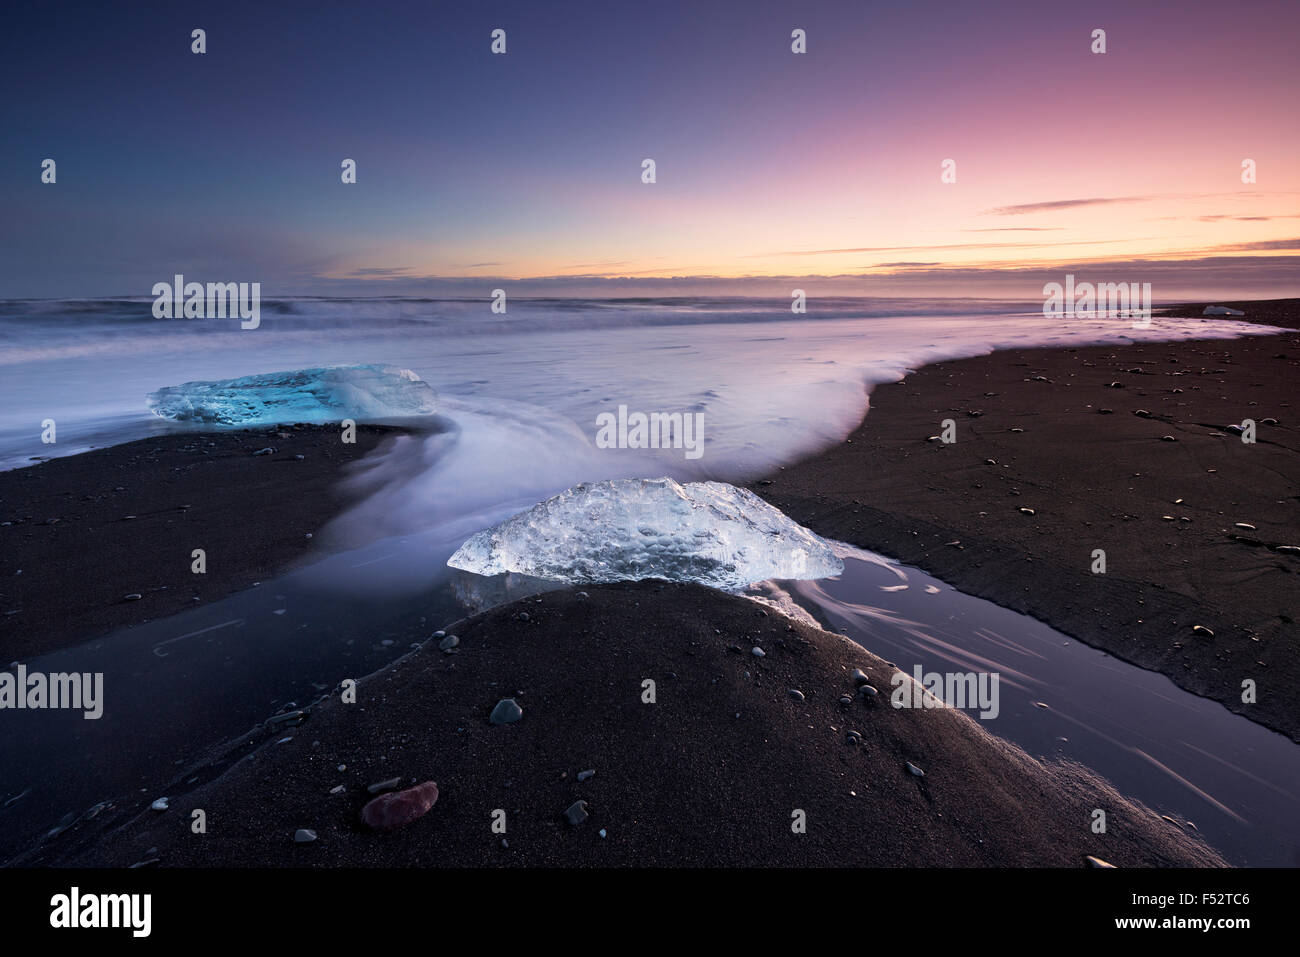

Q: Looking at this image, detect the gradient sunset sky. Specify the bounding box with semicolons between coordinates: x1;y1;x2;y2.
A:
3;0;1298;299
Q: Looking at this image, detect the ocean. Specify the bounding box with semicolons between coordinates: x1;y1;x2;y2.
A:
0;294;1272;489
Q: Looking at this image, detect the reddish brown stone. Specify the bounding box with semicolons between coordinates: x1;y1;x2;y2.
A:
360;781;439;831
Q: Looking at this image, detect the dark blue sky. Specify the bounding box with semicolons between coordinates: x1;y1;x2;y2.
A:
3;0;1298;298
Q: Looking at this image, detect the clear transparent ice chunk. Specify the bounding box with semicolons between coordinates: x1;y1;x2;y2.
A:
448;477;844;590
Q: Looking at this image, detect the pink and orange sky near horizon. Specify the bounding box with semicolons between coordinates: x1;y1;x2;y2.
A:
3;0;1298;299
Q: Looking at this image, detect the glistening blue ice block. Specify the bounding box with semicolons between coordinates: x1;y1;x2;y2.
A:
146;365;438;425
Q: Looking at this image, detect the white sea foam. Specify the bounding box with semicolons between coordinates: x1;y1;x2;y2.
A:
0;301;1283;526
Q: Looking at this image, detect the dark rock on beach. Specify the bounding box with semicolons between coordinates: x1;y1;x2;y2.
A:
360;782;440;831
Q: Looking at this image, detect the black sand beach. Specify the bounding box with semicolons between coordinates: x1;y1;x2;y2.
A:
31;582;1222;868
754;300;1300;740
0;424;402;662
4;301;1295;868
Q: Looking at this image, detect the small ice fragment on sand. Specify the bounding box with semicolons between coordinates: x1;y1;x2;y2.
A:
1203;306;1245;316
564;800;589;826
367;777;402;795
490;698;524;725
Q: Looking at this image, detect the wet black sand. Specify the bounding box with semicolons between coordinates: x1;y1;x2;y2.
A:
33;583;1223;868
753;300;1300;740
0;424;402;662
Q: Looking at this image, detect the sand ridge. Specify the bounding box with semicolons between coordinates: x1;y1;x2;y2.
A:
39;582;1222;868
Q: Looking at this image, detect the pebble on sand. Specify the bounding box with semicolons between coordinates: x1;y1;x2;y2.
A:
150;797;169;812
366;777;402;795
294;828;317;843
1085;855;1117;868
850;668;870;686
1192;625;1214;638
361;781;440;831
906;762;925;778
577;769;596;782
490;698;524;724
751;647;766;657
789;689;805;701
439;634;460;651
564;800;589;826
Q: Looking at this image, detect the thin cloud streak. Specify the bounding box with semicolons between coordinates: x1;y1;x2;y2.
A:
985;196;1155;216
745;238;1148;258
